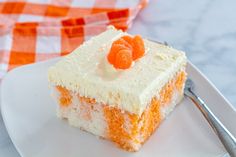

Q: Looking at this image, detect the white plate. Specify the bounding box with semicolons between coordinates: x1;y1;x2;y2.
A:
1;58;236;157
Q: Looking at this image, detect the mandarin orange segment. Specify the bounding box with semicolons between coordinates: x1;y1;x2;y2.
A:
113;38;132;50
114;49;132;69
122;35;134;47
107;44;128;64
132;35;145;60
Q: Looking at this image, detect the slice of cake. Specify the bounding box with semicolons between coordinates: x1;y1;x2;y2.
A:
48;26;187;152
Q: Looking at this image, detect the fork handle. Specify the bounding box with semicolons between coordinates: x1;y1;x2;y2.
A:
185;89;236;157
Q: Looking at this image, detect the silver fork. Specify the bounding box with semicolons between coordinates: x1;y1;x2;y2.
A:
184;78;236;157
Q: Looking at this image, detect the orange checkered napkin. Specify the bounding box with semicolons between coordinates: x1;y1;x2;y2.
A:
0;0;148;79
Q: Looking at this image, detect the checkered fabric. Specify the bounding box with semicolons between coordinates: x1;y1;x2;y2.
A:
0;0;148;79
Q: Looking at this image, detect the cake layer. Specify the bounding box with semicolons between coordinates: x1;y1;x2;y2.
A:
48;27;187;115
52;70;186;151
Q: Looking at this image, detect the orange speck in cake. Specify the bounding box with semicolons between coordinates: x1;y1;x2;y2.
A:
175;71;186;92
79;101;92;121
103;105;137;150
79;96;96;104
56;86;72;107
128;113;139;138
103;94;162;151
78;96;96;121
160;82;174;106
140;97;162;141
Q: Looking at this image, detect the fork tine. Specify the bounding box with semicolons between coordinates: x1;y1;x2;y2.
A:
147;38;169;46
184;78;194;93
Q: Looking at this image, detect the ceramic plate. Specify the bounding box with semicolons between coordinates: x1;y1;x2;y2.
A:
1;58;236;157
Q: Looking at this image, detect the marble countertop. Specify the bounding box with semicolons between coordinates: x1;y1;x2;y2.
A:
0;0;235;156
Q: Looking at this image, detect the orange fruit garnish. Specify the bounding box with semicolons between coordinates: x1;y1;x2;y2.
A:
107;44;128;64
114;49;132;69
122;35;134;47
113;38;132;50
107;34;145;70
132;35;145;60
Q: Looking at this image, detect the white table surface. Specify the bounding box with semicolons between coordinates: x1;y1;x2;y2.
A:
1;0;236;156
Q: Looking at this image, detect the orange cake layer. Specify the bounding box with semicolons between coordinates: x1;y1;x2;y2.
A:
55;71;186;151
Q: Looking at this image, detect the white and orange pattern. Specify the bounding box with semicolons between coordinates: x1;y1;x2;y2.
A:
54;71;186;151
0;0;148;78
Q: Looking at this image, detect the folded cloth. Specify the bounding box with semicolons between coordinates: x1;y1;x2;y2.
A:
0;0;148;79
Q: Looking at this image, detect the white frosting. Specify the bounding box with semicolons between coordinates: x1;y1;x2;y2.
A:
48;27;187;116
